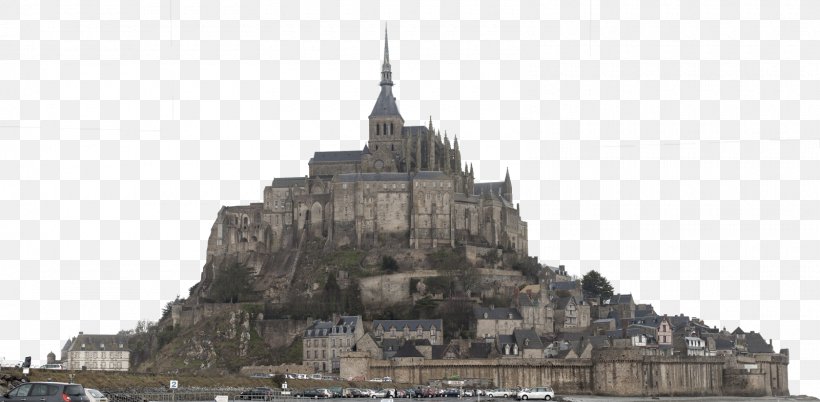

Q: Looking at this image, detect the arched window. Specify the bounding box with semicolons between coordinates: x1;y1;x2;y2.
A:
383;123;387;135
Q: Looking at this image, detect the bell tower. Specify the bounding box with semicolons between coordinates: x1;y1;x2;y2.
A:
368;28;405;171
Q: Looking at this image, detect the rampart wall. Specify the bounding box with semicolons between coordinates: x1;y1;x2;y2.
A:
341;349;789;397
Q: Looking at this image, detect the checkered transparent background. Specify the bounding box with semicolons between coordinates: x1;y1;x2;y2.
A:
1;0;818;395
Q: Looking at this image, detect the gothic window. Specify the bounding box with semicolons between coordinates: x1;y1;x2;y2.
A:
376;124;380;135
391;123;394;135
383;123;387;135
391;144;394;151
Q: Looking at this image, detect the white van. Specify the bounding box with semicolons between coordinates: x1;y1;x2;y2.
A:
39;364;63;370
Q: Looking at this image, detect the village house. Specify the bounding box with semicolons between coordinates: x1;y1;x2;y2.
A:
65;332;130;371
372;319;444;345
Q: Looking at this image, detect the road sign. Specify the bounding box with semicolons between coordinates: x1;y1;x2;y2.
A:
170;380;178;389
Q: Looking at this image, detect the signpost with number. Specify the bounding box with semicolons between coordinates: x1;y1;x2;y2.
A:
170;380;178;402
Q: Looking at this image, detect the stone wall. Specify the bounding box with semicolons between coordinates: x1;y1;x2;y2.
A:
340;351;789;397
365;358;593;393
172;303;248;328
592;348;725;396
723;369;767;397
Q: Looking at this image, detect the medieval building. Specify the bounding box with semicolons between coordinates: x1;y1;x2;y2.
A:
206;31;527;256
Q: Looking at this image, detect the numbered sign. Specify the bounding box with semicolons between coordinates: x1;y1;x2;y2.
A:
170;380;179;389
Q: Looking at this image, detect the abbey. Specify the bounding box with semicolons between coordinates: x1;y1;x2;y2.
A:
207;31;527;257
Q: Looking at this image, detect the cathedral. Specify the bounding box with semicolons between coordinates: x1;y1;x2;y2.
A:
207;31;528;258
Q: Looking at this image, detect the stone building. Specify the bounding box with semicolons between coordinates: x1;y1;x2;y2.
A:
205;30;528;259
473;306;523;340
372;319;444;345
553;296;591;331
516;283;554;335
303;316;363;373
65;332;130;371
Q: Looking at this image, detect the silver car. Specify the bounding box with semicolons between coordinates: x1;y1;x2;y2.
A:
2;383;90;402
516;387;554;401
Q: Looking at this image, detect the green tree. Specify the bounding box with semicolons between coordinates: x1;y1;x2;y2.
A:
381;255;399;273
211;262;253;303
581;270;614;302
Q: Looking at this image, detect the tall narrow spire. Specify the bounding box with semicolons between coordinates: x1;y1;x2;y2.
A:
380;27;393;86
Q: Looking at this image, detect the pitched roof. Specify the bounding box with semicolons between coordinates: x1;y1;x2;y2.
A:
369;86;402;118
473;182;504;196
305;316;360;337
669;315;690;328
555;296;576;310
431;345;448;360
393;342;423;358
497;335;516;353
380;338;402;352
715;337;735;350
587;335;611;348
68;334;129;352
609;294;634;305
474;306;522;320
271;177;306;188
745;332;774;353
309;150;363;163
732;327;746;335
513;329;544;350
373;319;442;332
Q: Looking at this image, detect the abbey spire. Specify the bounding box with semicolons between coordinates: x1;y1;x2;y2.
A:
380;27;393;86
367;27;405;170
369;27;403;119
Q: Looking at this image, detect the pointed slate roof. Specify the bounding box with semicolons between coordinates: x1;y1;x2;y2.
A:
746;331;774;353
393;342;424;358
369;29;402;119
513;328;544;350
609;294;635;305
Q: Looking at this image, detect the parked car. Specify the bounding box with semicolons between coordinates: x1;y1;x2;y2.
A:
238;387;275;400
438;389;461;398
2;382;90;402
369;389;388;398
515;387;554;401
486;388;513;398
84;389;108;402
250;373;274;379
415;387;437;398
